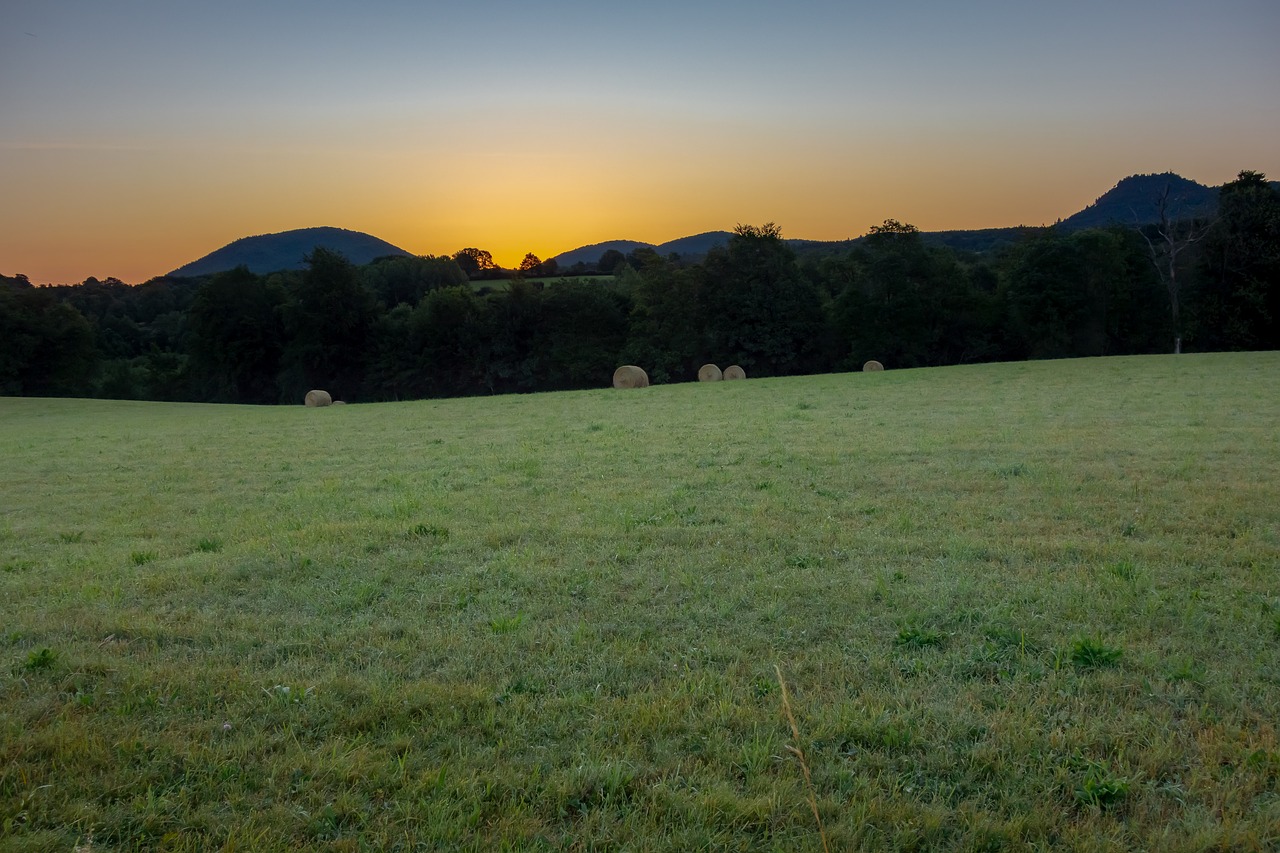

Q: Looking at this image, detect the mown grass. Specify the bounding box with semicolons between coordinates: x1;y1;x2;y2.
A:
2;353;1278;851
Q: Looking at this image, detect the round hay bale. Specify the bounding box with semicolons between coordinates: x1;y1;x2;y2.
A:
698;363;723;382
862;360;884;372
305;389;333;407
723;365;746;380
612;365;650;389
331;400;347;406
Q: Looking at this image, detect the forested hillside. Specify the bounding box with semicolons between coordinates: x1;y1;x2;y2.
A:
1059;173;1219;231
2;172;1276;404
169;227;412;277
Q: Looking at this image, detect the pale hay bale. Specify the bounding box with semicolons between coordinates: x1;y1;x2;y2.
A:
723;365;746;380
612;365;650;389
863;360;884;372
698;363;723;382
331;400;347;406
304;389;333;407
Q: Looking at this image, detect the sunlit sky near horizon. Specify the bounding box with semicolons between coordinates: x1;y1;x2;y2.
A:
3;0;1278;284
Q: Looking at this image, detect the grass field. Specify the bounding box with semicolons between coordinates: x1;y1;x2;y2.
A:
2;353;1278;851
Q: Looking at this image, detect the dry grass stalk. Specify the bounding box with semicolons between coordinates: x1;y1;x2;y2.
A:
304;389;333;407
775;665;830;853
698;363;723;382
612;365;650;389
862;360;884;372
723;365;746;380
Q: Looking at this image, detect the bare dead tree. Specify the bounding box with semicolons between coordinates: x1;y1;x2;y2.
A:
1134;184;1213;354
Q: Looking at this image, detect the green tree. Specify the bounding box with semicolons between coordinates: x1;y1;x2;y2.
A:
279;248;378;402
1072;227;1167;355
361;255;468;309
410;286;488;397
141;350;190;401
0;275;99;396
186;266;286;403
534;282;630;390
364;304;418;401
828;220;988;368
1002;228;1165;359
621;256;703;383
699;223;826;376
483;280;544;393
453;247;497;279
1004;230;1096;358
598;249;627;274
1197;170;1280;350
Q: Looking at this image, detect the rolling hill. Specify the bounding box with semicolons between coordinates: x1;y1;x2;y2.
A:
550;231;737;268
1057;172;1219;231
169;227;411;277
166;171;1275;278
654;230;734;257
549;172;1276;264
549;240;655;269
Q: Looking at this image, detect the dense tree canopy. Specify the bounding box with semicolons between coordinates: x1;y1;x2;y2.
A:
1;275;98;396
699;224;827;376
361;254;468;309
186;266;286;403
830;220;976;368
278;248;379;402
1197;171;1280;351
4;197;1275;404
1005;229;1163;359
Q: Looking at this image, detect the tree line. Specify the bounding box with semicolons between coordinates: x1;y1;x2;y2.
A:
2;171;1276;403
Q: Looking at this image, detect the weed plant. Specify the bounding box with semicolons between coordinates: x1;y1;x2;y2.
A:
2;353;1279;850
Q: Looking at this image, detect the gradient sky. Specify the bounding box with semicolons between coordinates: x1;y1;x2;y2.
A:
3;0;1278;284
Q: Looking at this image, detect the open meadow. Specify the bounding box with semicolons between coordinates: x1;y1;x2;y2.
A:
2;353;1279;851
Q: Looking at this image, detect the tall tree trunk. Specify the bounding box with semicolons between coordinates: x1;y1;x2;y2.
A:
1136;183;1209;354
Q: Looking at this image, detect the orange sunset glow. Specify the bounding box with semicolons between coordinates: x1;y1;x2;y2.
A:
3;1;1278;284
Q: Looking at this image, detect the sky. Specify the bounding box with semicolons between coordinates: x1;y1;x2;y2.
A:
3;0;1278;284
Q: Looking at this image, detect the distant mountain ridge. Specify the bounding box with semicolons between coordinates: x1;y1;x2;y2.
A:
551;240;654;268
551;173;1275;265
167;172;1275;278
550;231;736;267
656;231;736;258
169;227;410;277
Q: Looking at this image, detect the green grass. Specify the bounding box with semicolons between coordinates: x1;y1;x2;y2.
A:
2;353;1279;851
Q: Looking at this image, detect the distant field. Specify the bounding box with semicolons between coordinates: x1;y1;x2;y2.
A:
2;354;1278;851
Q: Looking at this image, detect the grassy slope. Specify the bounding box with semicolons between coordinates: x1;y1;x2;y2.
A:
2;354;1278;851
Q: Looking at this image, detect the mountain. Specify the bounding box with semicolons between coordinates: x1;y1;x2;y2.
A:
550;231;735;268
170;172;1274;280
655;231;734;257
551;240;655;269
549;172;1276;265
1058;172;1218;231
169;227;412;277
